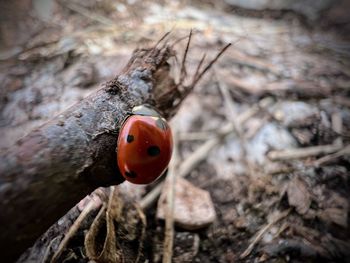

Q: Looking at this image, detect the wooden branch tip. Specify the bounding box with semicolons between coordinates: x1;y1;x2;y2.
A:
192;43;232;87
179;29;193;83
0;42;179;262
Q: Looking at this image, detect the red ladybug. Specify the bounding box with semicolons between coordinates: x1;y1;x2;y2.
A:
117;105;173;184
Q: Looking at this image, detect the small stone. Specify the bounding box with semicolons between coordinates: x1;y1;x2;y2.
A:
287;177;311;215
157;177;216;230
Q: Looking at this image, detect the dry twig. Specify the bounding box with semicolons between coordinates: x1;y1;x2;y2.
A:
313;144;350;166
162;132;178;263
215;70;243;135
50;199;100;262
240;209;291;259
61;1;115;26
192;44;232;87
268;143;344;161
215;70;254;174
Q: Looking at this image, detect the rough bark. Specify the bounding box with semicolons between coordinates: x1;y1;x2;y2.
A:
0;46;177;261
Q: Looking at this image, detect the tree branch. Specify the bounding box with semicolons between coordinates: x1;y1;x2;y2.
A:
0;45;176;261
0;35;230;261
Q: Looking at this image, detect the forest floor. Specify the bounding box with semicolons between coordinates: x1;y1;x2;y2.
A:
1;0;349;262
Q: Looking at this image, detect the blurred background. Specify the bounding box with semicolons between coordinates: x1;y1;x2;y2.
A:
1;0;349;262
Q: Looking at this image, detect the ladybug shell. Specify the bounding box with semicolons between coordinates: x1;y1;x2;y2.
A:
117;115;173;184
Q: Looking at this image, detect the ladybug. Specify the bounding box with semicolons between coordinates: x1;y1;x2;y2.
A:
117;105;173;184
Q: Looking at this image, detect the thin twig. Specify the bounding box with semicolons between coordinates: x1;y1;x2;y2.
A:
179;30;192;84
139;184;163;211
50;199;101;262
215;70;255;176
237;97;274;124
215;72;242;134
171;34;194;49
62;2;115;26
162;132;178;263
332;112;343;146
153;31;172;49
192;43;232;87
272;222;289;240
240;209;291;259
267;143;344;161
41;236;60;263
134;205;147;263
313;144;350;166
192;54;207;83
245;115;269;139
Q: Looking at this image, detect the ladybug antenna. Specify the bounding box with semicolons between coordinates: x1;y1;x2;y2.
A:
191;43;231;87
179;29;193;84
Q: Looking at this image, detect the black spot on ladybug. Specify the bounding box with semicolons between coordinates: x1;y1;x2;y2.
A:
156;118;167;130
147;146;161;156
127;134;134;143
125;171;137;178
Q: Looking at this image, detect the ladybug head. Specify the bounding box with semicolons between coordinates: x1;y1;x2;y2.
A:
132;104;162;118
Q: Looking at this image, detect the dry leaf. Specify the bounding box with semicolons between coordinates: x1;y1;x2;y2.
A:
317;207;348;228
287;177;311;215
84;203;123;263
84;188;146;263
313;188;348;228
